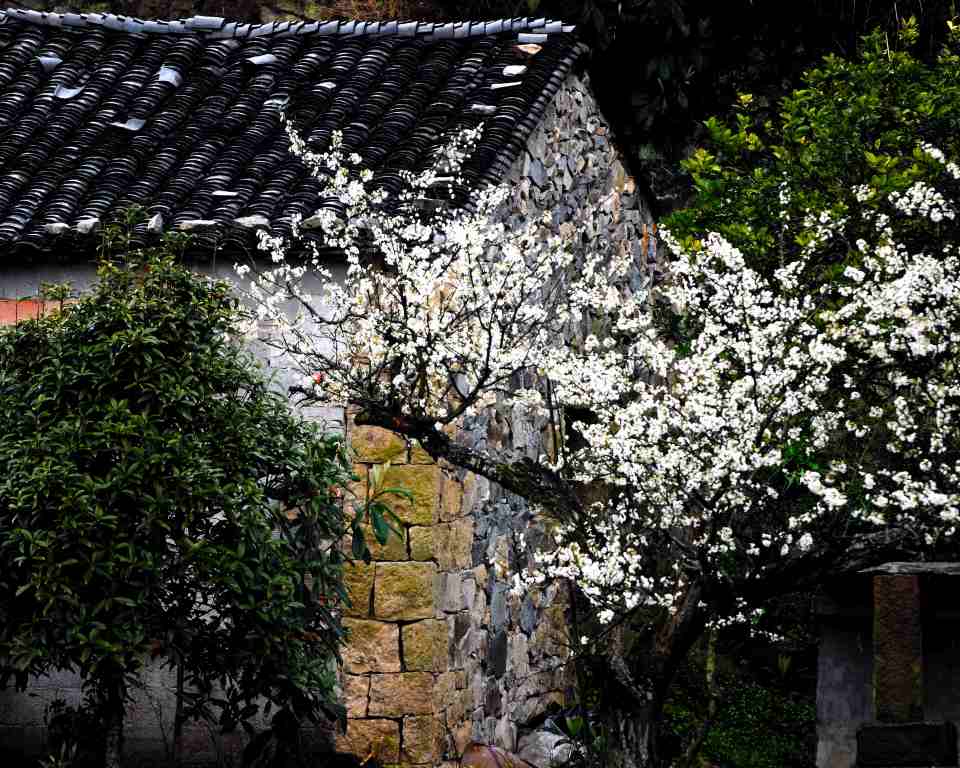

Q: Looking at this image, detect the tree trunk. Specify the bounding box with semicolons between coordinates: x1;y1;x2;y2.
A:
602;623;663;768
608;705;657;768
102;679;126;768
677;628;720;768
602;584;709;768
173;663;184;767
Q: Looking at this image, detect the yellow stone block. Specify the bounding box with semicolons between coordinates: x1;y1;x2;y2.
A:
435;518;474;570
352;425;407;463
381;465;441;526
409;440;434;464
343;562;375;618
374;562;436;620
408;525;435;561
343;674;370;718
403;714;438;763
452;720;474;756
440;473;464;521
343;619;401;674
402;619;447;672
336;718;400;764
369;672;434;716
348;463;368;505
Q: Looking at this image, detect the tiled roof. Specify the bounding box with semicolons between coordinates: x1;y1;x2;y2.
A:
0;8;585;254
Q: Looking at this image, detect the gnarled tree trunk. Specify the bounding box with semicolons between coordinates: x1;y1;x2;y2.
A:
608;704;658;768
601;583;708;768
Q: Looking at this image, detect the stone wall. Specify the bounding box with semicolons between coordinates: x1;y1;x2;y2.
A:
336;419;574;768
451;68;655;762
334;70;655;768
335;419;452;766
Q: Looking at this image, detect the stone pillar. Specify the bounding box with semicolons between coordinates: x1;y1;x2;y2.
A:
872;574;923;723
856;573;958;768
337;419;455;767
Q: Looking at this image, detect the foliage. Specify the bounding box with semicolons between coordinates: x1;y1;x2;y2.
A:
665;679;815;768
658;613;816;768
349;460;411;564
0;231;353;763
42;695;103;768
428;0;958;211
585;0;957;211
664;20;960;279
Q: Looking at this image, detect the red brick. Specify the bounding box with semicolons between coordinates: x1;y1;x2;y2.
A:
0;299;61;326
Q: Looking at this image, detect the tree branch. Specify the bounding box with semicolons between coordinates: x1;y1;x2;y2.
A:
354;408;585;522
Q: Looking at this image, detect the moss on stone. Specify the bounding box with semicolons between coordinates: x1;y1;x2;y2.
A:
353;425;407;464
343;562;375;617
374;561;436;620
381;464;441;525
402;618;447;672
408;525;435;561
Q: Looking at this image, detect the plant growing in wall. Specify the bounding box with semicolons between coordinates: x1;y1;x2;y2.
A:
242;22;960;766
0;232;355;768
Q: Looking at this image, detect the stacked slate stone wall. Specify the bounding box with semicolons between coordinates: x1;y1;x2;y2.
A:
335;70;656;768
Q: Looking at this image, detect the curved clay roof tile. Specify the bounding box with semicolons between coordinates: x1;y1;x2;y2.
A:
0;8;583;253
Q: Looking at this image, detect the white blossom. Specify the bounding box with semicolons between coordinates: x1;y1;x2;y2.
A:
243;121;960;632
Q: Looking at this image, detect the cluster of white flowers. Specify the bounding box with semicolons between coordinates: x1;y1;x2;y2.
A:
245;129;960;631
889;180;956;223
516;148;960;623
245;120;645;429
800;208;849;255
922;142;960;180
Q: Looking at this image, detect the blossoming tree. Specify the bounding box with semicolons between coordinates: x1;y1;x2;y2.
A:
242;61;960;764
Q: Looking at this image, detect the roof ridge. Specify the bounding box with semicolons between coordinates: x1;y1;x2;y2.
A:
0;7;575;40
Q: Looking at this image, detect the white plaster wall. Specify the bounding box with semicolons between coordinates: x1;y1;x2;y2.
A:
0;662;258;765
0;259;346;430
815;621;872;768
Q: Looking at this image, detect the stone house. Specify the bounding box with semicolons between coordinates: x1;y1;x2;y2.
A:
0;5;654;767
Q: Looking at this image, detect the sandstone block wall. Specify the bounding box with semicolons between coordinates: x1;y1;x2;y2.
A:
339;416;576;768
337;419;459;767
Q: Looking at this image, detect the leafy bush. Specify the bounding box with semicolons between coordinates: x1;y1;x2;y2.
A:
664;19;960;280
0;238;353;764
665;679;815;768
651;20;960;767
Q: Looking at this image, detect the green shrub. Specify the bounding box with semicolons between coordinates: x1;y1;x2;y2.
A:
0;239;352;764
665;680;815;768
